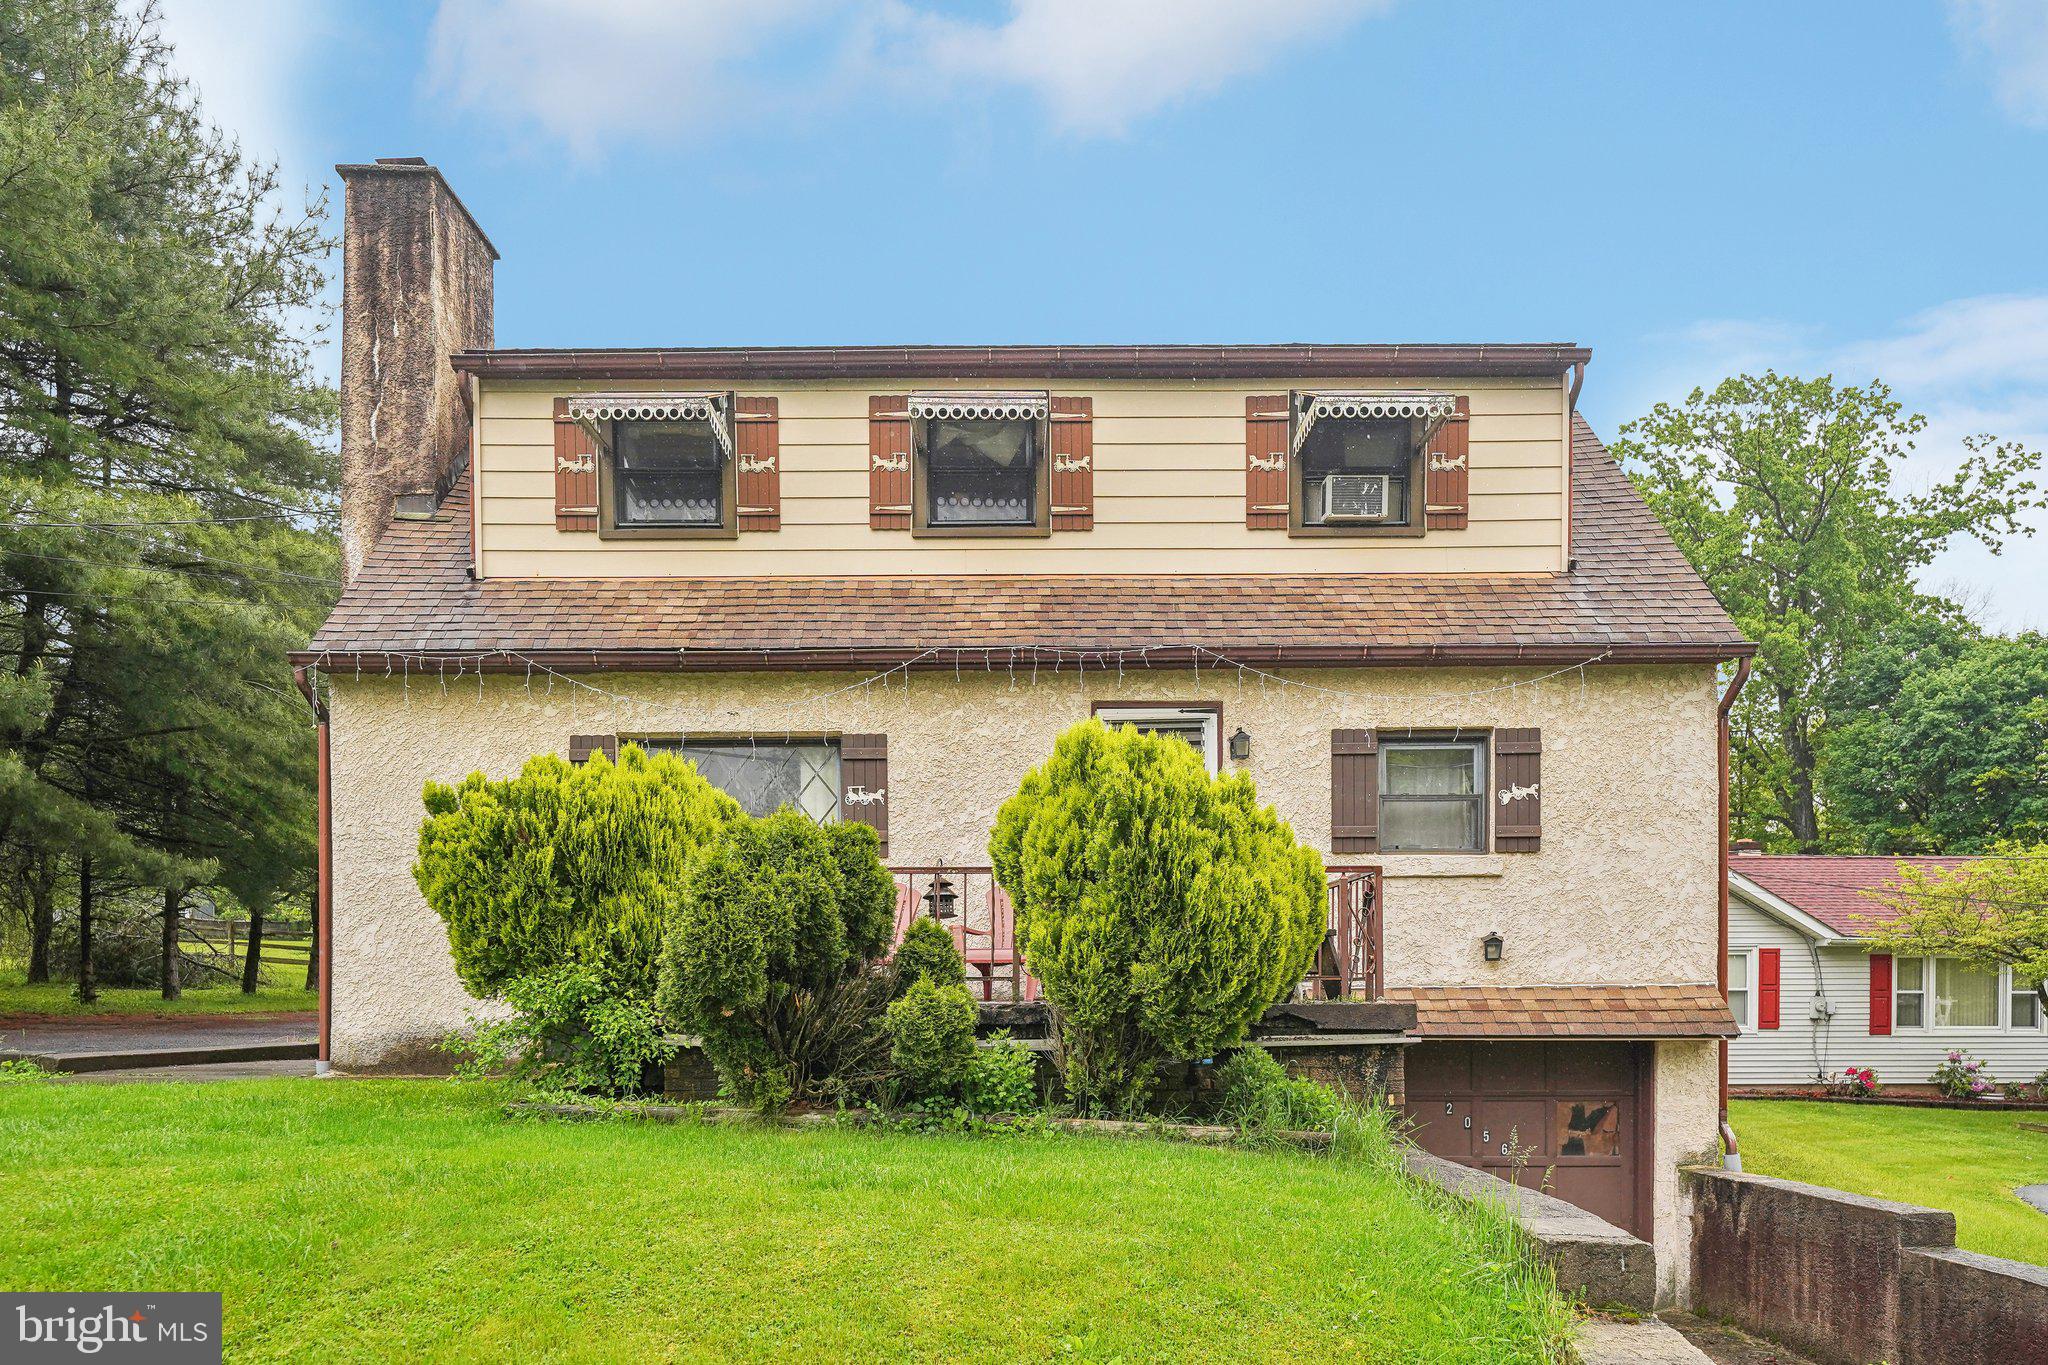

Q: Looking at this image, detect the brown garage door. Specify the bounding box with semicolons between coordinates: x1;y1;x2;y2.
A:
1402;1041;1652;1238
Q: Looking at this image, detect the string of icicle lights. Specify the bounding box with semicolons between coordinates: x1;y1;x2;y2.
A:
309;643;1619;738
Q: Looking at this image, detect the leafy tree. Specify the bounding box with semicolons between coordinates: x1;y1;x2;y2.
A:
656;812;898;1110
415;745;740;998
1822;631;2048;852
1860;849;2048;1013
0;0;337;997
1615;372;2040;849
989;720;1325;1113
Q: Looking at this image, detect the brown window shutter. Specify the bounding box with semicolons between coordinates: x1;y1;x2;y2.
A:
553;398;599;531
1331;728;1378;853
1493;727;1541;851
868;396;912;530
734;395;780;532
1245;395;1289;530
567;734;617;764
1049;396;1094;531
839;734;889;855
1424;395;1471;530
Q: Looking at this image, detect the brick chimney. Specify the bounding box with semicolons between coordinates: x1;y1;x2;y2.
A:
1730;839;1763;856
335;158;497;581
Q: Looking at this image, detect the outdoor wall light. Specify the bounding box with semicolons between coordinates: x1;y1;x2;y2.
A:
923;874;960;921
1482;932;1504;963
1228;727;1252;761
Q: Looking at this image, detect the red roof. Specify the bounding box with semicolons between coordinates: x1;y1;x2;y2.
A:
297;418;1750;670
1730;855;1981;937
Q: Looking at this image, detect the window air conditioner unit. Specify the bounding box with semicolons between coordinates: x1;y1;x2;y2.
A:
1322;473;1392;522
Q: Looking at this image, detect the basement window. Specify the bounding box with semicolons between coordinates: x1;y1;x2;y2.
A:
1289;391;1456;536
571;393;737;539
910;392;1050;536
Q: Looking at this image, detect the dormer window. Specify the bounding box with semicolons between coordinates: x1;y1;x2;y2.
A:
570;393;738;539
1289;391;1457;537
909;392;1050;537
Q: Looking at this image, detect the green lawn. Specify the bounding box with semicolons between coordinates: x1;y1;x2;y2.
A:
1730;1099;2048;1266
0;962;315;1019
0;1081;1573;1362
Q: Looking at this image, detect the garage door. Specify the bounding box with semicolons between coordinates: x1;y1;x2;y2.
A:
1402;1041;1651;1238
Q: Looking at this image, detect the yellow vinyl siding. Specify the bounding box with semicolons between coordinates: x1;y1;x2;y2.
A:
476;377;1570;578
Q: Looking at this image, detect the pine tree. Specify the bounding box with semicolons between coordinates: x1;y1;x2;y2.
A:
0;1;337;997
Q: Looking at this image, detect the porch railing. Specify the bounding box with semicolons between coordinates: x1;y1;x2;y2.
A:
888;865;1380;1003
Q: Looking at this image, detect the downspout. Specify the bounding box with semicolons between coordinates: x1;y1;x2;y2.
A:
294;665;334;1077
1717;655;1752;1169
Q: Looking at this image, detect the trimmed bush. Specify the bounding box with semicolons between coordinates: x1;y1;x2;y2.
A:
885;976;978;1100
444;964;672;1097
893;915;966;996
963;1032;1040;1115
657;810;899;1110
990;719;1325;1113
415;745;740;998
1214;1046;1344;1132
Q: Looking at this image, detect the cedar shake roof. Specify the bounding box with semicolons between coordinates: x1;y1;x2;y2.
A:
1730;855;1981;937
296;418;1750;671
1384;984;1739;1039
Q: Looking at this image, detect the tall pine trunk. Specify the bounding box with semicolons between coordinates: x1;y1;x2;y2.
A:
25;861;54;983
303;901;318;991
75;853;96;1004
160;886;182;1000
240;899;265;994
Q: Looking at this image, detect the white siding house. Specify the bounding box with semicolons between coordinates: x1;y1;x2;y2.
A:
1727;855;2048;1091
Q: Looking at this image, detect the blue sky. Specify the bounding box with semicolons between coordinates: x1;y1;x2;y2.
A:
158;0;2048;626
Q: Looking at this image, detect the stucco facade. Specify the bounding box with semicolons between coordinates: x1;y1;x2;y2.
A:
326;660;1723;1277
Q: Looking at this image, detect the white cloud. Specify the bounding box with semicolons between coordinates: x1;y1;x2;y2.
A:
426;0;1392;150
1621;295;2048;631
1949;0;2048;128
871;0;1392;136
149;0;329;170
427;0;835;156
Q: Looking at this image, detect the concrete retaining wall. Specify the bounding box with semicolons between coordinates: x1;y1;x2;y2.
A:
1686;1166;2048;1364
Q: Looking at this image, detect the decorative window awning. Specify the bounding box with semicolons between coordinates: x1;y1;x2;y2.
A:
568;392;733;456
908;391;1050;422
1293;390;1458;453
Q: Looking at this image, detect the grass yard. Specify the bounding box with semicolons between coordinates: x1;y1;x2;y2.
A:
0;1080;1573;1362
1730;1098;2048;1266
0;961;316;1019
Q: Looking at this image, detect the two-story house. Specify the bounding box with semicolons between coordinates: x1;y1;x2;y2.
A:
295;159;1750;1300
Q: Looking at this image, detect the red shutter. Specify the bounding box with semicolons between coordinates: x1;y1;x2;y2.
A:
1425;395;1470;530
1492;728;1541;852
1332;729;1378;853
734;395;780;532
567;734;617;764
1245;395;1289;529
840;734;889;856
869;396;912;530
553;398;599;532
1868;954;1892;1035
1758;947;1781;1029
1049;396;1094;531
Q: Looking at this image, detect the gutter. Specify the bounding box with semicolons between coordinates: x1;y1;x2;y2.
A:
289;641;1756;674
293;665;334;1078
1716;655;1753;1169
450;342;1594;383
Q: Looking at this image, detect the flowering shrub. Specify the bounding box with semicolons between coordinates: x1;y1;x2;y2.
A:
1825;1066;1881;1098
1930;1049;1996;1100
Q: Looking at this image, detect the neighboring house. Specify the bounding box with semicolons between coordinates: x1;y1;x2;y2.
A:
1728;850;2048;1090
295;159;1752;1297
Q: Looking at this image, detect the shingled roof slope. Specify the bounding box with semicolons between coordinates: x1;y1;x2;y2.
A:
298;418;1749;669
1731;855;1982;937
1382;984;1739;1039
